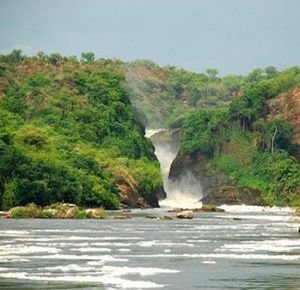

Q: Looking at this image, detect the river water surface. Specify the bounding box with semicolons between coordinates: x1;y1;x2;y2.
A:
0;206;299;289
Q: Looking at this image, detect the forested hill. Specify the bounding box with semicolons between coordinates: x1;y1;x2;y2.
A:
0;50;163;210
128;62;300;206
0;50;299;209
178;67;300;206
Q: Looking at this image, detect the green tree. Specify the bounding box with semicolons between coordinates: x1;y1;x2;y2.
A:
81;52;95;63
264;66;278;78
5;49;23;63
205;68;218;79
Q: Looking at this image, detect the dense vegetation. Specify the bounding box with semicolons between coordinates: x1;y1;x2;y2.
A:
1;50;299;209
0;50;162;210
180;66;300;206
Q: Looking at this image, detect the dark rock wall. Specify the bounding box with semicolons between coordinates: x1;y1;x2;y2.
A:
169;152;225;198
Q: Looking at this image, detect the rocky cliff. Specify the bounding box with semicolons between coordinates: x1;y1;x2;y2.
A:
169;151;224;197
268;87;300;160
169;151;264;206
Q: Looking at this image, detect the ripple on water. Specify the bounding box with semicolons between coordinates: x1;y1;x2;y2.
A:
0;206;298;289
0;271;167;289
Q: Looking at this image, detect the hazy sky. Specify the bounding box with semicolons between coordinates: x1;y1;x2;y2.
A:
0;0;299;75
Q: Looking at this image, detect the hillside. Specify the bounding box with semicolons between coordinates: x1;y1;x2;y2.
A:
268;87;300;160
0;50;163;210
1;50;299;210
176;66;300;206
124;60;245;128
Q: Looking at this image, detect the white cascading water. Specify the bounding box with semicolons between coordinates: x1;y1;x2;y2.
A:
146;129;203;209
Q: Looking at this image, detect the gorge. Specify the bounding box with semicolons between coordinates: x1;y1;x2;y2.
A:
0;51;299;290
0;52;299;210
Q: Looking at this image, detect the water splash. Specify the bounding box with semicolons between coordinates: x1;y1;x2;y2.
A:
146;129;202;209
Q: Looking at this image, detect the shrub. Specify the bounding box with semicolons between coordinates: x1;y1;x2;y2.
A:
9;203;43;218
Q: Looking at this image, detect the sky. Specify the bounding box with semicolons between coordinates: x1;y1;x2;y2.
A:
0;0;299;75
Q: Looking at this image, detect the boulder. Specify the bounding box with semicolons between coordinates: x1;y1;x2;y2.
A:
176;210;193;219
200;205;225;212
168;207;183;213
61;203;77;208
85;208;106;219
64;206;78;218
146;215;157;219
159;215;173;220
201;186;262;206
113;215;131;220
0;211;10;218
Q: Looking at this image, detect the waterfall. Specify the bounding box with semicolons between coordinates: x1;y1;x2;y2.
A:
146;129;203;209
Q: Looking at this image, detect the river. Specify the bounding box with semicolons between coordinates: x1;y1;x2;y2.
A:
0;206;299;289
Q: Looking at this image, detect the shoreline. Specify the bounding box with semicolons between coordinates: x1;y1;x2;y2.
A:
0;203;297;220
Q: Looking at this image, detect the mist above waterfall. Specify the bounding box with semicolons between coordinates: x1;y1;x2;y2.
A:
146;129;202;209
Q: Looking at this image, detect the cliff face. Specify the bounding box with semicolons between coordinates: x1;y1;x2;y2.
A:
268;87;300;160
169;152;225;199
169;152;263;206
169;82;300;206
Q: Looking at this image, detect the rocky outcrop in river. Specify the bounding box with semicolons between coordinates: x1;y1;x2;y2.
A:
169;151;263;206
169;151;225;199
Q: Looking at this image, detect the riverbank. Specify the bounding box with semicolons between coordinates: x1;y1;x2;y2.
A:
1;202;298;221
0;203;225;220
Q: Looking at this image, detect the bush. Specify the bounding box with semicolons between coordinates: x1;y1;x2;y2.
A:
72;208;89;219
9;203;43;218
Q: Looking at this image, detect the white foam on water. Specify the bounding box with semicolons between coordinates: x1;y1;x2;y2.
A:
0;264;176;289
117;249;131;252
217;239;300;253
197;253;300;260
70;247;112;253
87;261;105;266
0;245;61;255
138;240;194;247
102;265;179;277
0;257;30;263
31;254;128;262
14;236;142;242
219;214;292;222
14;237;96;242
95;237;142;241
191;225;246;230
32;229;102;233
0;272;165;288
202;261;216;264
186;239;210;243
0;230;29;236
120;253;300;261
92;242;133;247
219;204;294;214
34;242;90;247
41;264;95;272
159;197;202;210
